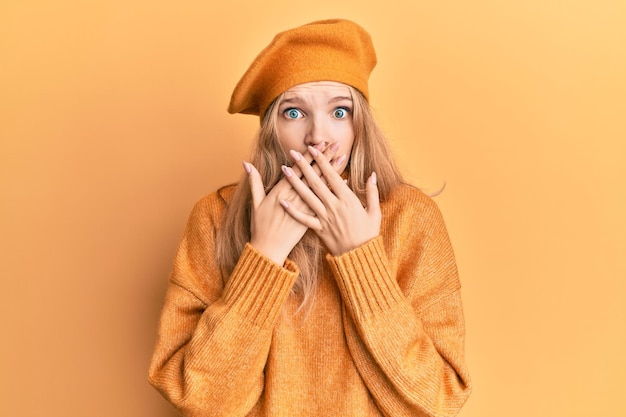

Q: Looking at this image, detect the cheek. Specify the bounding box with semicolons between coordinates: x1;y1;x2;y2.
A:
276;124;303;151
337;123;355;148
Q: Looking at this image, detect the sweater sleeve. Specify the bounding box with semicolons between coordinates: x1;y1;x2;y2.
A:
148;195;298;417
326;193;472;417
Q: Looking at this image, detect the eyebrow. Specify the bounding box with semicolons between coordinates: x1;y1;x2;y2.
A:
279;97;304;105
279;95;353;106
328;96;353;104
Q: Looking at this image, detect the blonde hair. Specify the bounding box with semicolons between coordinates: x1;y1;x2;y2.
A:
216;86;404;312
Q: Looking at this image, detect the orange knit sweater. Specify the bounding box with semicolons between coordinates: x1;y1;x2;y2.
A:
148;183;471;417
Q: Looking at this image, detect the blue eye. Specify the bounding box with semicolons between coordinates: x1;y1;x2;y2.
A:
285;108;303;119
333;107;350;119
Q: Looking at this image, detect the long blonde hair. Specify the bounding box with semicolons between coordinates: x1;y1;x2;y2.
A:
216;86;404;311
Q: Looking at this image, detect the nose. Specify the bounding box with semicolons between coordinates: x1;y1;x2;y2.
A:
305;117;329;151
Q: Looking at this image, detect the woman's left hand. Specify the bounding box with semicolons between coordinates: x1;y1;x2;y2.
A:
279;146;381;256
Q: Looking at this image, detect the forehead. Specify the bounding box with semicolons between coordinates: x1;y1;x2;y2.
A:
282;81;352;98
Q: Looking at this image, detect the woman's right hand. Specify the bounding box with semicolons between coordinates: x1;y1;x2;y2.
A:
245;145;342;266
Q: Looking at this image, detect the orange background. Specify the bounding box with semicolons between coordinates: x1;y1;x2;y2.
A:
1;1;625;416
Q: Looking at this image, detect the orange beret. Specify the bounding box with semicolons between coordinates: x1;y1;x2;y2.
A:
227;19;377;117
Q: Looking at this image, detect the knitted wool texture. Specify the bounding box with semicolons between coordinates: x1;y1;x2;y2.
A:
227;19;377;117
149;184;472;416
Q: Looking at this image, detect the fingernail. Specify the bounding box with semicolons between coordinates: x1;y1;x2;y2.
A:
242;161;251;174
371;172;377;185
335;154;346;166
279;199;289;209
307;146;319;157
329;142;339;152
281;165;293;177
290;149;302;161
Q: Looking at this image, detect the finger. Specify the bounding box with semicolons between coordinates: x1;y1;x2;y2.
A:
271;144;342;197
279;198;322;230
281;165;326;214
290;149;336;202
304;146;350;198
244;161;265;209
289;144;340;179
309;146;348;193
366;172;381;217
301;153;346;189
287;148;315;178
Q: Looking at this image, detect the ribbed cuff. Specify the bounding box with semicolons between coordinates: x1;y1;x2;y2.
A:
326;236;403;320
223;243;299;326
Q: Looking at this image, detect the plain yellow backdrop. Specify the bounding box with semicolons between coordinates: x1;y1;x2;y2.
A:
1;1;624;416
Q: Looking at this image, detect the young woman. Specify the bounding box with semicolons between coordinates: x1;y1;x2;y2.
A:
149;19;472;417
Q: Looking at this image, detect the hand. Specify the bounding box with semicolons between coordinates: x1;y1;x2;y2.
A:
244;146;343;265
279;146;381;256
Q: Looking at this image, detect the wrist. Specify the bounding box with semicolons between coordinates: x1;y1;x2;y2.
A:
249;239;288;266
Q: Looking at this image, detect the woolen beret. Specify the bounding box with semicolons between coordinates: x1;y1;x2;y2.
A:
227;19;377;117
